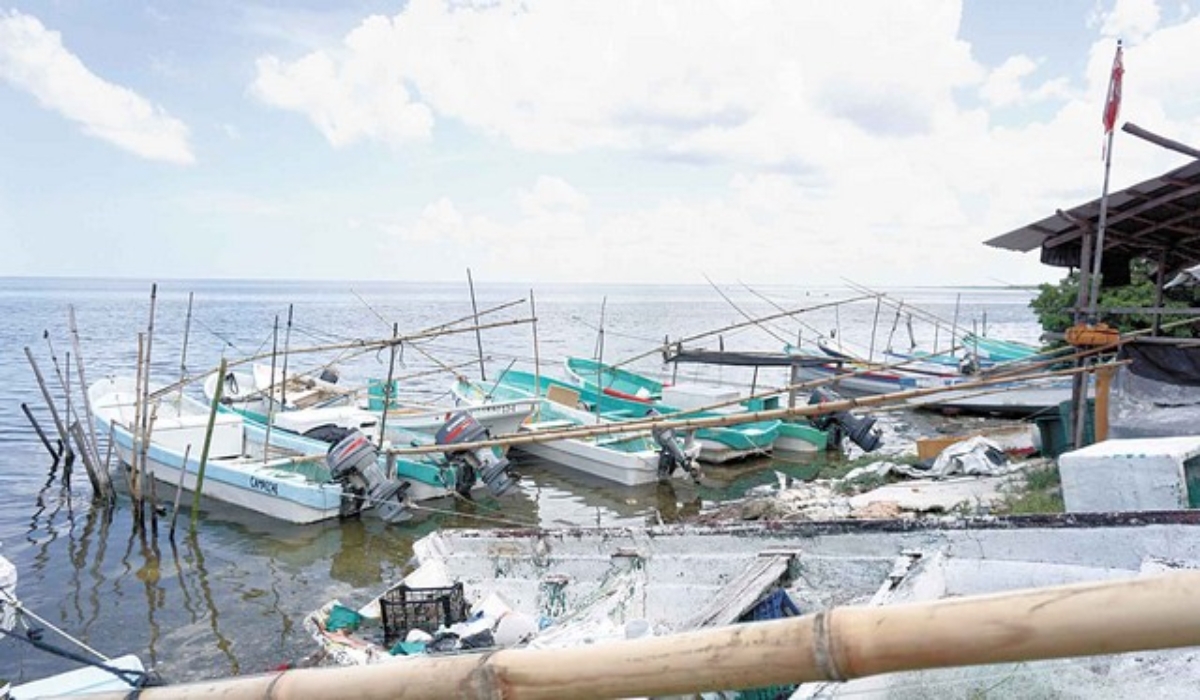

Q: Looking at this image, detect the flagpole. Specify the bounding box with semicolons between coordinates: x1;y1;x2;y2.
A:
1073;39;1123;452
1086;39;1124;319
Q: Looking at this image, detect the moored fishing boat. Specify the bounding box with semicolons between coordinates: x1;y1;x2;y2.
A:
560;359;779;463
89;377;515;524
204;365;537;440
452;376;700;487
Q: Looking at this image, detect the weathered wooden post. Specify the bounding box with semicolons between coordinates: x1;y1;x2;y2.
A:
24;346;73;463
191;358;227;533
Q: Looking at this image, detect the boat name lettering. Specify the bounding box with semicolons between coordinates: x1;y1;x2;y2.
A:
249;477;279;496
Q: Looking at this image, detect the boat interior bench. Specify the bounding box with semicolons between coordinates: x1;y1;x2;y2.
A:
675;552;796;631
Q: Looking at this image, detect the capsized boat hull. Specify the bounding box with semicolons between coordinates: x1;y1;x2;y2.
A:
309;511;1200;690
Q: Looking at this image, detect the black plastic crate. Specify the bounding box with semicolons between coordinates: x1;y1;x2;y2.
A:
379;582;469;645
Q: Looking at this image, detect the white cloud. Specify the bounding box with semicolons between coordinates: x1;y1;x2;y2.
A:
981;55;1039;107
1096;0;1161;40
251;0;981;165
252;15;434;147
517;176;589;218
0;9;194;165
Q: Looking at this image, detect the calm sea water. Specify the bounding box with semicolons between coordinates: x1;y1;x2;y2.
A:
0;277;1039;684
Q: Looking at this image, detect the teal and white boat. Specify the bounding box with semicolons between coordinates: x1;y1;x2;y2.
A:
563;356;665;402
203;365;536;441
452;375;700;487
960;333;1040;363
562;358;779;463
90;377;512;525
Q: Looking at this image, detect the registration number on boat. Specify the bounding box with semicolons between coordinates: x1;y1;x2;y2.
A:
249;476;279;496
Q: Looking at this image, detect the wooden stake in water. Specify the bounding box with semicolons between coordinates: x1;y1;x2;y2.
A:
169;444;192;540
377;323;399;449
177;292;194;408
280;304;294;407
867;295;882;363
467;268;487;381
595;296;607;418
191;358;227;532
131;333;146;510
25;346;73;464
69;305;105;477
139;283;159;489
21;402;59;461
263;315;279;464
530;290;541;410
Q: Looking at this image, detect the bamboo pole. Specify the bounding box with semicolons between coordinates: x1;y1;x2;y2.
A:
467;268;487;381
376;323;399;449
68;305;104;474
177;292;194;408
67;422;100;494
24;346;73;463
281;304;294;407
388;362;1104;457
190;358;227;533
263;315;279;464
530;290;541;410
169;444;191;540
148;316;535;402
20;402;59;461
867;295;882;362
131;334;146;513
617;295;873;367
139;284;159;505
70;571;1200;700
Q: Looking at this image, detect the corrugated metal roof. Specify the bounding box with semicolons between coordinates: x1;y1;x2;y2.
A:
986;159;1200;275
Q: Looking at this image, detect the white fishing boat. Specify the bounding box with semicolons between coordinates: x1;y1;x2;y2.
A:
305;513;1200;697
452;377;700;487
89;378;515;524
205;366;537;439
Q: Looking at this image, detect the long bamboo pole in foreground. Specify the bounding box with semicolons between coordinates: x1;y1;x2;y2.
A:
71;571;1200;700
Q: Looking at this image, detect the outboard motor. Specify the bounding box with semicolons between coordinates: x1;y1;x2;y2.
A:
807;387;883;453
326;429;411;524
647;409;701;483
435;412;516;497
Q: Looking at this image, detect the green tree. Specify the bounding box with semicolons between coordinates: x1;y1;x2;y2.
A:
1030;260;1199;338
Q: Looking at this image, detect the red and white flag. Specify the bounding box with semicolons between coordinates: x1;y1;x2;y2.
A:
1102;41;1124;135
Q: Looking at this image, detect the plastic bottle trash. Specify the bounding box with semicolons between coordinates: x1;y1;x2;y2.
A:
624;618;651;639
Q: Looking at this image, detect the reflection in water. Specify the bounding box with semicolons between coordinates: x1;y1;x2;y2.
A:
653;482;703;524
182;532;238;677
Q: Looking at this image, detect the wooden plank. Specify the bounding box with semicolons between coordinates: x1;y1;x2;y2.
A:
676;554;793;631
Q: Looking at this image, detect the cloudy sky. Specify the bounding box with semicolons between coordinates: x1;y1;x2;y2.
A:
1;0;1197;286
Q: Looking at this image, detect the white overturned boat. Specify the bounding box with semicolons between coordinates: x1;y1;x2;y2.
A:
452;378;700;487
306;514;1200;698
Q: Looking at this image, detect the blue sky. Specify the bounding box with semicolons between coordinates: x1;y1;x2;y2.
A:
2;0;1198;286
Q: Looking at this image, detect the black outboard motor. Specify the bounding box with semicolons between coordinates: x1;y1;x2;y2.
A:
647;409;701;483
326;429;411;524
807;387;882;453
435;412;516;497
